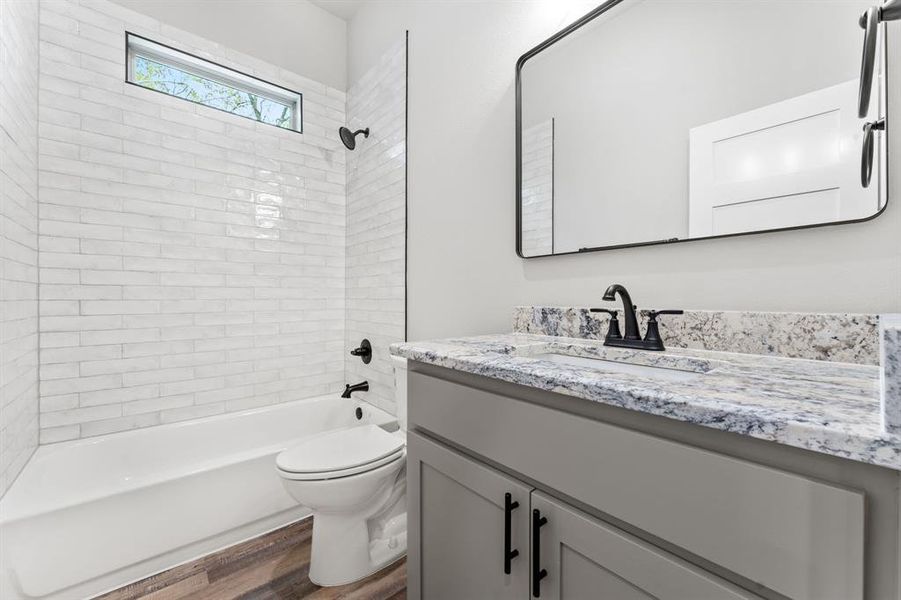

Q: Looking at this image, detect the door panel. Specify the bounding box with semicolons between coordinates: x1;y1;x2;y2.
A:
560;545;656;599
531;491;760;600
689;79;878;237
407;431;531;600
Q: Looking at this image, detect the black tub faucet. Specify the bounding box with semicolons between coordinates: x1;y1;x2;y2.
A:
341;381;369;398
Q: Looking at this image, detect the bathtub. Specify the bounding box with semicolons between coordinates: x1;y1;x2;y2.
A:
0;396;396;600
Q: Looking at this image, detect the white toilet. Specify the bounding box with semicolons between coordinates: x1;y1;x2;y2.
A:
276;357;408;586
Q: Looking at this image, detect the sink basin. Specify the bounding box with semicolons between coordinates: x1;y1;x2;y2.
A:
533;352;703;382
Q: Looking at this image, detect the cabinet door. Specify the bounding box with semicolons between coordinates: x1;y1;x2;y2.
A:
530;492;760;600
407;431;531;600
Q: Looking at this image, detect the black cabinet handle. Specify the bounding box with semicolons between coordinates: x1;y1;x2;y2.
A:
532;509;548;597
504;493;520;574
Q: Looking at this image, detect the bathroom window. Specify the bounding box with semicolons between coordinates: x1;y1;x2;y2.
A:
126;33;302;132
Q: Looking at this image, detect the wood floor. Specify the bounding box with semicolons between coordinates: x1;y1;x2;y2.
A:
95;518;406;600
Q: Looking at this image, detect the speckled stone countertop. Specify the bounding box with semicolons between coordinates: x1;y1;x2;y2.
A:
390;333;901;470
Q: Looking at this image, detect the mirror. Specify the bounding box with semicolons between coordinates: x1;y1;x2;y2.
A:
517;0;888;258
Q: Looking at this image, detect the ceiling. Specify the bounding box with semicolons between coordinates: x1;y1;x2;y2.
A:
309;0;363;21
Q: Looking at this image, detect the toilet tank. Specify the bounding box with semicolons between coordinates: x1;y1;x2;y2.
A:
392;356;408;432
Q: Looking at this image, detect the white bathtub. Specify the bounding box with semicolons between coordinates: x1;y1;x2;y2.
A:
0;396;396;600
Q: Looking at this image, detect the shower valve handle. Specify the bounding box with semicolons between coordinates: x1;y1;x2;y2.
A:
350;339;372;364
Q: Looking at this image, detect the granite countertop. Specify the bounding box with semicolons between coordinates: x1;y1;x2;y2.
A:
390;333;901;470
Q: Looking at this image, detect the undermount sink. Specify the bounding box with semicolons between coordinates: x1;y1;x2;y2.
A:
533;352;704;382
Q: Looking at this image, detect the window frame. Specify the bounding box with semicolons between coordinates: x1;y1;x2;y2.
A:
125;32;303;133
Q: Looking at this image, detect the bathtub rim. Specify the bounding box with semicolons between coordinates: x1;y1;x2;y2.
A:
0;396;396;524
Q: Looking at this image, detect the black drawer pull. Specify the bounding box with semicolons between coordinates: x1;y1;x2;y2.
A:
532;509;548;597
504;493;520;574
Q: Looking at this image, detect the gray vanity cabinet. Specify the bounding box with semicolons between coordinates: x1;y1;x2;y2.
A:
530;491;760;600
408;431;761;600
407;431;532;600
404;364;898;599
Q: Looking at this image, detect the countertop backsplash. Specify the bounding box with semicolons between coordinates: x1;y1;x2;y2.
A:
881;315;901;433
513;306;881;365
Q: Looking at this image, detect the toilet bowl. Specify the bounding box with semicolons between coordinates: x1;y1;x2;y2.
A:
276;358;408;586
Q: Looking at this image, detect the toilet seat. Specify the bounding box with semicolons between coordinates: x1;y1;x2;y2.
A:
277;425;406;481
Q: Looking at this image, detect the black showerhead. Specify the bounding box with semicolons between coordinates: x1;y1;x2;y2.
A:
338;126;369;150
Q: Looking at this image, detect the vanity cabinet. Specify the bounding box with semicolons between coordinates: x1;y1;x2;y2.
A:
408;431;760;599
405;364;901;600
407;431;531;599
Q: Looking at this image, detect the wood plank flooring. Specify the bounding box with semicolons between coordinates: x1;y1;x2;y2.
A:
95;518;406;600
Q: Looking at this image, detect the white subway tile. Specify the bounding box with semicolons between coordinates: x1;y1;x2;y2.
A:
123;340;192;358
40;426;80;444
80;356;161;376
1;0;38;496
34;0;355;441
80;412;161;437
160;403;224;424
42;344;121;364
40;404;121;427
80;384;159;407
81;300;160;315
123;394;193;416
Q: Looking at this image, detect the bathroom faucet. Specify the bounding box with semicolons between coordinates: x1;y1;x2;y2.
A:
590;284;683;351
342;381;369;398
601;284;640;341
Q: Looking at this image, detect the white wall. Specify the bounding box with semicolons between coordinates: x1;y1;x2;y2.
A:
348;0;901;342
37;0;348;441
108;0;348;90
0;0;40;497
344;37;407;415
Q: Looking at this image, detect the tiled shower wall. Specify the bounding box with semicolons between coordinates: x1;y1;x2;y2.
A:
0;0;40;496
37;0;348;442
344;38;406;414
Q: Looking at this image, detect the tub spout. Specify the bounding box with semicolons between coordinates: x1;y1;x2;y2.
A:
341;381;369;398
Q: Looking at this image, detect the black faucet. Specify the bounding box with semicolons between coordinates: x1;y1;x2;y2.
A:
601;284;640;341
341;381;369;398
590;284;683;351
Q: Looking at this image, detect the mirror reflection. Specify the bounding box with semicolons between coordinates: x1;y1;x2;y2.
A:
518;0;887;257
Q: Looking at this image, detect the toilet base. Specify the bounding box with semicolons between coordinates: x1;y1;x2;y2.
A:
277;434;408;588
308;508;407;586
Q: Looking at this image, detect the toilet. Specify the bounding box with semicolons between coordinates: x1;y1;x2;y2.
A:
276;357;408;586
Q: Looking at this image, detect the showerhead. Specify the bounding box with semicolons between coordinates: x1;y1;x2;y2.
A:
338;126;370;150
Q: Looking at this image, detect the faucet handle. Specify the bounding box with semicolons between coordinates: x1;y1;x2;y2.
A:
590;308;622;341
643;310;683;350
647;309;684;321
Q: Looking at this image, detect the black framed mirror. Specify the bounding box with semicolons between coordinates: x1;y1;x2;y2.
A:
516;0;889;258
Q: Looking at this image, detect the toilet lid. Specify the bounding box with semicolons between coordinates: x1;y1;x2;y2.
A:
277;425;405;474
